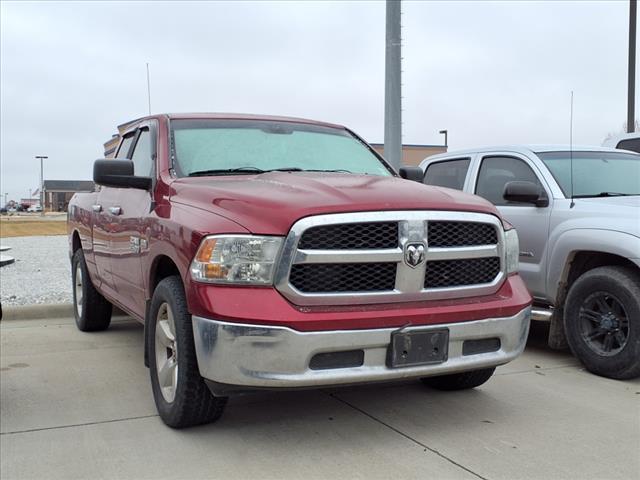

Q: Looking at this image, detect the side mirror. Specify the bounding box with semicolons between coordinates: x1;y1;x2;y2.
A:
399;166;424;183
93;159;152;190
503;181;549;207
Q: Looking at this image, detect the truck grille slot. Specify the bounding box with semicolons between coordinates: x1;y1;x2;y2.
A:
425;257;501;288
298;222;398;250
290;263;396;293
427;221;497;247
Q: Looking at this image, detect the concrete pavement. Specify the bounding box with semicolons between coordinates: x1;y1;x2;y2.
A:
1;318;639;480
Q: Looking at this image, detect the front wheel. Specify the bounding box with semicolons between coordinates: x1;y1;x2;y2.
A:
148;276;227;428
421;367;495;391
564;266;640;380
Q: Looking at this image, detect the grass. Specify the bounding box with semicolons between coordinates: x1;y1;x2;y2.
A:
0;218;67;237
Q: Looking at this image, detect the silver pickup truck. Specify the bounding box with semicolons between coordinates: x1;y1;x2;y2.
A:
420;145;640;379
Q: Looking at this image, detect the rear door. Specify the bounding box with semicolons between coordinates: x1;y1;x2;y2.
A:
473;154;552;298
109;125;155;318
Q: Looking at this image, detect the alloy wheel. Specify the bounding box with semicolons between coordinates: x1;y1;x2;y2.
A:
155;302;178;402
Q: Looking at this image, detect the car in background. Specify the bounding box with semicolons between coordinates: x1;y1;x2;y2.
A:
27;204;42;213
420;145;640;379
603;132;640;153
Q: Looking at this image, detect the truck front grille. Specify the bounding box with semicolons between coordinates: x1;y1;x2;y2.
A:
298;222;398;250
425;257;501;288
275;211;506;306
290;263;397;293
427;221;497;247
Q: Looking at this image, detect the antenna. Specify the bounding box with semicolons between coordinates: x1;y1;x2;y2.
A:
146;62;152;115
569;91;575;208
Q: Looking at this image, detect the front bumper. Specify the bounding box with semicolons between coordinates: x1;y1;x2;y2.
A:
192;306;531;393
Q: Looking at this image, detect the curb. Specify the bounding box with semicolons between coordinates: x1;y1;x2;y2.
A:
2;303;74;321
1;304;128;321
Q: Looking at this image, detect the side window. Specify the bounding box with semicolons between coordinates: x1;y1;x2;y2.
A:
116;134;135;158
423;158;470;190
130;129;153;177
475;156;544;206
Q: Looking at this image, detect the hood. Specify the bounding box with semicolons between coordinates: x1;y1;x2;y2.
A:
575;195;640;209
169;172;500;235
572;196;640;237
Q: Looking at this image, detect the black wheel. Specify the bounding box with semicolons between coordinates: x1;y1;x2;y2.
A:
148;276;227;428
421;367;495;391
71;249;112;332
564;266;640;380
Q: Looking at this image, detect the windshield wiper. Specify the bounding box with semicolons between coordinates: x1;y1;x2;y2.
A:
188;166;354;177
302;169;353;173
188;167;266;176
573;192;636;198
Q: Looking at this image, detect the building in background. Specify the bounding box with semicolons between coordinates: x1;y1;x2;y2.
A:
43;180;95;212
369;143;447;167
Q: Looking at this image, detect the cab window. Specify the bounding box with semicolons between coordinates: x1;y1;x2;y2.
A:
423;158;470;190
116;134;135;158
130;129;153;177
475;156;545;206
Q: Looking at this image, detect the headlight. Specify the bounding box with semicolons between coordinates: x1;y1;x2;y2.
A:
190;235;283;285
504;228;519;275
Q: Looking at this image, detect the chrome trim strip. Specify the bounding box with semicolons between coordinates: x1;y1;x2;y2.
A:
294;248;403;264
426;245;499;261
192;307;531;388
274;210;505;306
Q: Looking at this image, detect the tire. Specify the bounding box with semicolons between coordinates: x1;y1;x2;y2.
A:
564;266;640;380
148;276;227;428
71;249;112;332
421;367;495;391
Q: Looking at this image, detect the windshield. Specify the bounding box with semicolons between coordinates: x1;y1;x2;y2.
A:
537;151;640;197
170;119;393;177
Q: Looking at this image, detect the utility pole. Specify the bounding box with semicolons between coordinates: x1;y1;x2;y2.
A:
384;0;402;170
35;156;47;216
628;0;637;133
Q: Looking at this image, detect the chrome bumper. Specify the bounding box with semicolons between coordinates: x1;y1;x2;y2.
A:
192;307;531;391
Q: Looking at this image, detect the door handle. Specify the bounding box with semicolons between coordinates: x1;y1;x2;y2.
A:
92;204;102;212
109;206;122;215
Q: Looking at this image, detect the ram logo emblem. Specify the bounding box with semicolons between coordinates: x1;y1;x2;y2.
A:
404;242;426;268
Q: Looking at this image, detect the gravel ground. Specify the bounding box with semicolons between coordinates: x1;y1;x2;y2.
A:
0;235;71;306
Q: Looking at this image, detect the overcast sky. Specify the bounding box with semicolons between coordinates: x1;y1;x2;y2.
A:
0;0;635;203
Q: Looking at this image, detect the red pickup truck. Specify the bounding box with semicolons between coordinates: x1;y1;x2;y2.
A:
68;113;532;428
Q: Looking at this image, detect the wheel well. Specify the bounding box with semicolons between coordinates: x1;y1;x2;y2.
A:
72;231;82;253
565;251;638;287
150;255;181;295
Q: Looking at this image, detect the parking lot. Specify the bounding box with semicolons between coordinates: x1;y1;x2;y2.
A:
1;315;638;480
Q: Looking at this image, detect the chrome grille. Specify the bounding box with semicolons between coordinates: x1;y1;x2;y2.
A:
298;222;398;250
425;257;501;288
275;211;505;306
427;221;497;247
290;263;396;293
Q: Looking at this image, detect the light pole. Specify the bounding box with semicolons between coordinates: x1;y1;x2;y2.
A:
439;129;448;148
628;0;637;132
384;0;402;170
35;156;47;216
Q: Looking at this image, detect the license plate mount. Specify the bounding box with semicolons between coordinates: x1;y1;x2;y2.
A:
387;329;449;368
